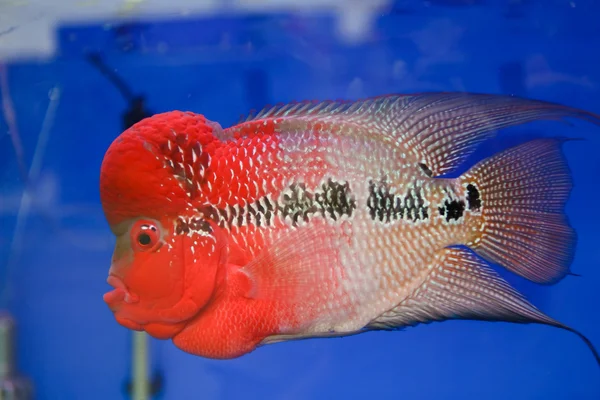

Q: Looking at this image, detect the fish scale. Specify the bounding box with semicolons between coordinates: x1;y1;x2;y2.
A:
226;123;475;332
193;118;408;263
100;92;600;367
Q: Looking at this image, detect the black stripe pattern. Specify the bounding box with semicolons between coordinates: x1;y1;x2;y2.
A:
194;178;356;230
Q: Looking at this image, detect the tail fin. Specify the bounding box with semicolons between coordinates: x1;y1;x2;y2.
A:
463;138;576;284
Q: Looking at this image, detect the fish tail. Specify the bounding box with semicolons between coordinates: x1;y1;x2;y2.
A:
461;138;576;285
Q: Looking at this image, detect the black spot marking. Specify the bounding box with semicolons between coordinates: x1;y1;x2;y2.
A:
158;134;210;201
418;163;433;177
367;180;429;223
279;182;317;225
263;196;275;226
466;183;481;211
440;199;465;222
175;217;213;235
314;179;356;221
278;179;356;226
190;218;213;234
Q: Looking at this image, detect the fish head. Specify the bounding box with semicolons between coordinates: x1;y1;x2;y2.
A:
99;111;228;339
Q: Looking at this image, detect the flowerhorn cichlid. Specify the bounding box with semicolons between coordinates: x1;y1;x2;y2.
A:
99;92;600;368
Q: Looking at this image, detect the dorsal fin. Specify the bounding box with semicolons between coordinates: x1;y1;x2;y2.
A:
237;100;342;127
233;92;600;176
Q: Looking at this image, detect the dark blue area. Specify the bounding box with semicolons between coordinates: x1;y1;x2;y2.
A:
2;2;600;399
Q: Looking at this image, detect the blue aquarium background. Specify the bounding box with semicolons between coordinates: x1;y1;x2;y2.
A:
1;1;600;399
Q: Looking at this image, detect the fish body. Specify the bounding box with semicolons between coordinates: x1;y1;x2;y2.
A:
100;92;600;364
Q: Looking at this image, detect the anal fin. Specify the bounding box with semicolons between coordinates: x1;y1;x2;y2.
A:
367;247;600;367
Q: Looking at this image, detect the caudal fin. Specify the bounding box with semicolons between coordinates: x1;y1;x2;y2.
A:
463;138;576;285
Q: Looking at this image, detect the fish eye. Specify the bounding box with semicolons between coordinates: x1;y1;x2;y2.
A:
130;220;161;252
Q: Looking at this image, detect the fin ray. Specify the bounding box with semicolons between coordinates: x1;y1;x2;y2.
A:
241;223;342;303
464;138;576;284
233;92;600;176
366;248;600;367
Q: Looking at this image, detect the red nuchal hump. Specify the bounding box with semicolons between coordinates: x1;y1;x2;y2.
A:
100;111;218;225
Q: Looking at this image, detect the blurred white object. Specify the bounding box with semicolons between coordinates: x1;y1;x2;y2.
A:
131;331;149;400
0;0;391;61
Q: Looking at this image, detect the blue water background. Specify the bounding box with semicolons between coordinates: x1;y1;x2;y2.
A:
1;1;600;399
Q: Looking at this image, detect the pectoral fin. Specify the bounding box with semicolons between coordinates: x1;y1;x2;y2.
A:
240;223;343;304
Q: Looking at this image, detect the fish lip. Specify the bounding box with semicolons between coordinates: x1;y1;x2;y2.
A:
104;275;139;305
106;275;126;291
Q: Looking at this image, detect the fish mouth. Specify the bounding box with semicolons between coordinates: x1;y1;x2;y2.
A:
103;275;185;337
103;275;140;306
104;275;147;331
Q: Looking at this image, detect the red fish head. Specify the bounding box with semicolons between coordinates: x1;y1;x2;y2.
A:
99;111;227;339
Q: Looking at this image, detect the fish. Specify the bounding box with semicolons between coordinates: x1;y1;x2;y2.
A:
99;91;600;366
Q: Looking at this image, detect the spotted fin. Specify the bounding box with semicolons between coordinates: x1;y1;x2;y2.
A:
366;247;600;367
463;138;575;284
238;92;600;176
